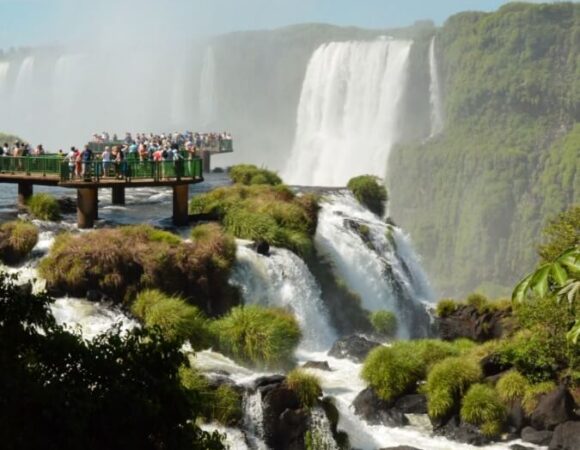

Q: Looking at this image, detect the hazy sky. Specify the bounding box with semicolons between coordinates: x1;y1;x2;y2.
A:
0;0;562;48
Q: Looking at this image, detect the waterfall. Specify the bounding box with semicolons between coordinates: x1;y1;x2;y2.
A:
13;56;35;101
429;37;444;137
230;244;337;351
0;61;10;98
314;191;431;338
199;46;217;127
308;408;339;450
282;38;412;187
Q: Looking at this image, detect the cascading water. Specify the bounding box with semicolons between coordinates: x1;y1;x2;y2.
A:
230;244;337;351
13;56;34;101
199;46;217;127
429;36;444;137
283;38;412;187
0;61;10;97
315;191;432;338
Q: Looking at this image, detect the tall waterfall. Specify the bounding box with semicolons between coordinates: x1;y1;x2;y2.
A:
315;191;433;338
283;38;412;187
0;61;9;97
429;37;444;137
14;56;35;100
199;46;217;127
230;244;337;351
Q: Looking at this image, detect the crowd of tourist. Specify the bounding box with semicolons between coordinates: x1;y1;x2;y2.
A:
1;141;46;157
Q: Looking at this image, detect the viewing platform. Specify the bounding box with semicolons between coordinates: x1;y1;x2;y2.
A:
0;155;204;228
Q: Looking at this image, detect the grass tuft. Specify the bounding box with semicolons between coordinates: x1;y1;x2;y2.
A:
285;369;322;408
0;220;38;265
27;193;60;221
369;310;398;337
460;384;506;438
496;370;529;404
347;175;388;216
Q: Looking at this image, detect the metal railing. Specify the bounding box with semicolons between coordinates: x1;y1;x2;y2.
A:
0;155;203;183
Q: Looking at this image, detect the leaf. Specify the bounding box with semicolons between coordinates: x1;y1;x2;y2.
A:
566;319;580;345
512;273;533;303
531;265;551;298
550;262;569;286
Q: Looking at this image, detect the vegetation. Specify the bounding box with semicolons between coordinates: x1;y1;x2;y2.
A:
522;381;557;414
389;3;580;296
465;293;490;313
538;205;580;263
369;310;398;337
27;193;60;221
131;290;213;350
436;299;459;317
460;384;506;438
425;356;482;419
229;164;282;186
0;272;224;449
0;220;38;265
39;224;238;312
347;175;388;217
285;369;323;408
189;184;318;256
212;305;302;368
0;132;25;147
496;370;529;404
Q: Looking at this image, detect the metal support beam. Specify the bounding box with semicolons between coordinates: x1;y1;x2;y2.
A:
111;186;125;205
17;182;33;206
172;184;189;226
202;150;211;174
77;187;97;229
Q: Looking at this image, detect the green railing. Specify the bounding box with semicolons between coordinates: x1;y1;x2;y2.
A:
0;155;203;183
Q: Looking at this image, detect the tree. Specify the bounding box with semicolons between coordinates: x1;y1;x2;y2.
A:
0;273;224;450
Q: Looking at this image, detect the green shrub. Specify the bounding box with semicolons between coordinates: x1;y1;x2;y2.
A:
27;193;60;221
496;371;529;404
131;290;213;349
370;310;398;337
522;381;557;414
465;293;490;313
229;164;282;186
436;299;459;317
211;385;243;425
450;338;477;354
0;220;38;265
212;305;301;368
460;384;506;438
425;357;482;419
347;175;388;217
362;339;459;402
285;369;322;408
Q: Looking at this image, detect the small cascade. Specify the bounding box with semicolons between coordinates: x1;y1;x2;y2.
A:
199;46;217;127
14;56;34;100
283;38;412;187
0;61;10;97
308;408;340;450
315;191;431;338
429;36;444;137
230;244;337;351
243;391;269;450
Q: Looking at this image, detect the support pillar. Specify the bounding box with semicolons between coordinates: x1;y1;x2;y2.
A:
202;150;211;174
111;186;125;205
172;184;189;226
17;182;33;206
77;187;97;229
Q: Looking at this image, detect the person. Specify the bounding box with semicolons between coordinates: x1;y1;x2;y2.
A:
67;147;77;179
2;143;9;156
75;148;82;178
114;145;125;179
102;146;112;176
81;145;93;178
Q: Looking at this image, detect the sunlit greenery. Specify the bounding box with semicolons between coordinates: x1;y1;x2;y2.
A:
0;220;38;265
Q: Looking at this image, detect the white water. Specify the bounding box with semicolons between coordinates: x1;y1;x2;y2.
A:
230;243;337;351
0;61;10;97
199;46;217;127
14;56;34;101
429;37;444;137
283;38;412;187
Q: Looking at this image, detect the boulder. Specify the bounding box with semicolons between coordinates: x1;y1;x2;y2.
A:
86;289;104;302
530;385;575;431
521;426;553;446
253;374;286;390
437;304;513;342
352;388;408;427
380;447;424;450
302;361;331;371
549;421;580;450
480;354;512;377
57;197;77;214
433;415;490;446
255;240;270;256
509;445;535;450
506;399;527;433
393;394;427;415
328;335;381;363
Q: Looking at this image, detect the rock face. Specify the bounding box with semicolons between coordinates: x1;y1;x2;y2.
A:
302;361;332;371
328;335;381;363
393;394;428;415
437;305;513;342
352;388;409;427
521;426;553;446
433;415;490;446
530;385;576;431
549;421;580;450
254;240;270;256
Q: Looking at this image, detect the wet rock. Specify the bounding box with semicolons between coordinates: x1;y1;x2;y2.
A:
212;167;225;173
261;380;305;450
255;239;270;256
380;447;424;450
57;197;77;214
328;335;381;363
480;353;512;377
509;445;535;450
433;415;490;446
530;385;575;431
521;426;553;446
86;289;103;302
302;361;331;371
506;399;527;433
352;387;409;427
437;305;513;342
549;421;580;450
394;394;427;415
253;374;286;390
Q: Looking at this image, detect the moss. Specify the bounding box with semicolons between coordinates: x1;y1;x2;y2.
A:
460;384;506;438
0;220;38;265
436;299;458;317
496;371;529;404
131;290;213;349
212;305;302;369
285;369;322;408
465;293;491;313
26;193;60;221
425;356;482;419
229;164;282;186
347;175;388;217
211;385;243;425
522;381;557;414
369;310;398;337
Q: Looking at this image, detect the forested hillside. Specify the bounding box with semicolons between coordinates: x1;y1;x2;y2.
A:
389;2;580;296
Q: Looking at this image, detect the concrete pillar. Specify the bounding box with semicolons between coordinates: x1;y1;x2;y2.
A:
172;184;189;226
77;187;97;229
17;182;33;206
111;186;125;205
202;150;211;174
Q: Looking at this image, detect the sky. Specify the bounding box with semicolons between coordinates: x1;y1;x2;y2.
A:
0;0;551;49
